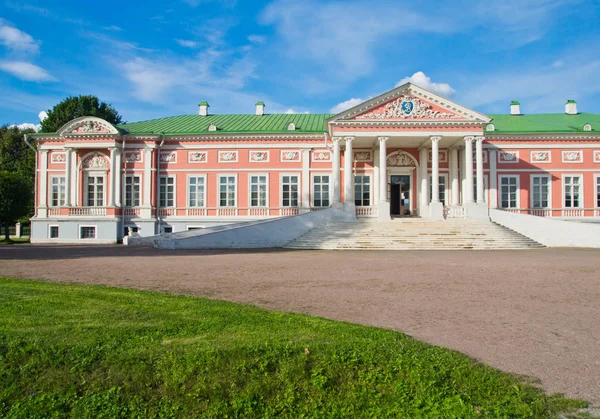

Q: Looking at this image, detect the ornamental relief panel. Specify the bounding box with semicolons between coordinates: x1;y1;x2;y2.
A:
471;150;488;164
218;150;238;163
249;150;269;162
562;150;582;163
498;151;519;163
160;152;177;163
594;150;600;163
125;151;142;163
530;150;551;163
353;150;372;162
312;150;331;161
428;150;448;163
387;151;416;167
355;95;462;120
82;153;109;169
51;152;66;164
188;151;207;163
281;150;301;162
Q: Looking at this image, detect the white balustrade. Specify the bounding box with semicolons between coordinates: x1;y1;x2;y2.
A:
531;209;551;217
280;208;300;216
356;206;377;217
186;208;206;216
158;208;175;217
48;208;60;216
68;207;106;216
249;208;270;216
123;207;140;216
563;209;584;217
444;206;465;218
217;208;238;216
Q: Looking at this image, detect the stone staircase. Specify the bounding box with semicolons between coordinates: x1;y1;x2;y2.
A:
284;218;545;250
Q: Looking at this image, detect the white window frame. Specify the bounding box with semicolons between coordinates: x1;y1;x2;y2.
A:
218;174;237;208
248;173;269;208
159;175;176;208
354;173;372;207
124;175;141;207
530;174;552;209
49;176;66;207
312;173;331;208
79;225;97;239
499;175;520;209
280;173;301;208
84;172;106;207
48;224;59;239
429;174;448;205
187;174;207;208
562;174;583;209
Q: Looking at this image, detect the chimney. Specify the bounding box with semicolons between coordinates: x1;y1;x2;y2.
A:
565;100;578;115
255;101;265;116
198;101;209;116
510;101;521;116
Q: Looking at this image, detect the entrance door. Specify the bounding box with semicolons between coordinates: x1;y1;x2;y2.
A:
391;175;411;216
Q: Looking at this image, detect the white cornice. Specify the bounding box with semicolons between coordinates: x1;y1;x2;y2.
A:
486;134;600;141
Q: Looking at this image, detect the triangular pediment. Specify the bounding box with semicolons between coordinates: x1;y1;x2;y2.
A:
329;83;491;124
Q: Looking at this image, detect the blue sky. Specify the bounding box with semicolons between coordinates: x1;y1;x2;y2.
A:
1;0;600;129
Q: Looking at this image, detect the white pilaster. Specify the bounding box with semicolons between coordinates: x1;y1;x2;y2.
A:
108;147;117;207
419;147;429;213
464;136;475;204
332;137;341;205
489;150;498;208
38;150;49;218
343;137;354;205
475;136;485;204
450;147;460;206
429;136;444;220
141;148;153;218
301;149;310;210
115;148;122;207
64;147;72;207
378;137;391;220
70;149;77;206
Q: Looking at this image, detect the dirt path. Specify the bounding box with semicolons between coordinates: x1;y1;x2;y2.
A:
1;246;599;405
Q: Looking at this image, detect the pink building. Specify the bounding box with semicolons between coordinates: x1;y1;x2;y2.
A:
28;83;600;244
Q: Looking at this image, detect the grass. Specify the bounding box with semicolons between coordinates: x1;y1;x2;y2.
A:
0;238;29;245
0;278;587;418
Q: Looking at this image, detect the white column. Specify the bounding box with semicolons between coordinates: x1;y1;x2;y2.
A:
419;147;429;211
430;137;441;203
460;147;466;204
332;137;341;205
108;147;117;207
140;148;153;218
70;149;77;206
373;145;380;204
39;150;49;217
64;148;72;206
464;136;475;204
115;148;122;207
378;137;390;220
489;150;498;208
450;147;460;206
343;137;354;205
301;149;310;210
475;136;485;204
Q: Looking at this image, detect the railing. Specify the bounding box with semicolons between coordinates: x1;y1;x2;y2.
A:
158;208;175;217
123;207;140;216
48;208;60;216
500;208;598;218
217;208;238;217
249;208;269;216
68;207;106;216
356;206;378;217
186;208;206;217
280;208;300;216
443;206;465;218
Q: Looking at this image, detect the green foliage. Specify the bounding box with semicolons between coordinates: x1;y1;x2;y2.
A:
0;172;33;239
0;126;35;182
40;95;123;133
0;279;587;418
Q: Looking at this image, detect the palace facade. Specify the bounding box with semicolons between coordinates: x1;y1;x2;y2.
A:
28;83;600;243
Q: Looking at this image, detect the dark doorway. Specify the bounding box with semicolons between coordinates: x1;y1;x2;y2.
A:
391;184;401;215
390;175;411;216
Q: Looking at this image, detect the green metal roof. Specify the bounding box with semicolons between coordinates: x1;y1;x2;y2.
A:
118;113;334;135
488;113;599;134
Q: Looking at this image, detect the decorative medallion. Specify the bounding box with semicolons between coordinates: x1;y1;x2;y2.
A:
312;150;331;161
249;150;269;162
530;151;551;163
218;150;238;163
594;150;600;163
562;150;582;163
471;150;487;164
160;152;177;163
125;151;142;163
353;150;372;162
82;154;109;169
72;120;112;134
51;152;66;164
498;151;519;163
188;151;207;163
429;150;448;163
281;150;301;162
387;151;416;167
355;95;461;120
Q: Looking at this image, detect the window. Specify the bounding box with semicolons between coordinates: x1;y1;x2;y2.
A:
49;226;59;238
564;176;582;208
86;176;104;207
219;176;236;207
160;176;174;207
250;175;268;207
473;176;488;203
532;175;550;208
50;177;65;207
429;175;446;205
500;176;518;208
124;226;139;236
281;175;299;207
355;175;370;206
162;226;173;234
125;176;140;207
80;226;96;239
313;175;330;207
188;176;205;207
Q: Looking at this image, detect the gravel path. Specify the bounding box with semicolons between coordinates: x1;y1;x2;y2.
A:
1;246;599;406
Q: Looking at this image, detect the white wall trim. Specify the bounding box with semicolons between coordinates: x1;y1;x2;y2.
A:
248;173;270;208
561;173;584;209
498;174;520;209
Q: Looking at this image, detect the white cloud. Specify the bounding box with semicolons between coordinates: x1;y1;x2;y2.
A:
175;39;197;48
0;18;39;54
9;122;41;131
248;35;266;44
38;110;48;121
0;61;55;81
552;60;564;68
329;98;364;114
396;72;456;97
103;25;123;32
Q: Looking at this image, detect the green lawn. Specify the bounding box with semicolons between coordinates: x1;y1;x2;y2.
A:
0;238;29;245
0;278;586;418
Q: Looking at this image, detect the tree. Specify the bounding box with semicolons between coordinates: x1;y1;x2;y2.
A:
0;171;33;240
0;126;36;181
40;95;123;133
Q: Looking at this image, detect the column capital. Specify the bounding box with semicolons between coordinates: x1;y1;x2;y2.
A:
475;136;485;143
40;149;49;154
378;136;389;143
332;136;342;144
343;136;354;143
63;147;73;152
464;136;475;143
430;136;442;142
